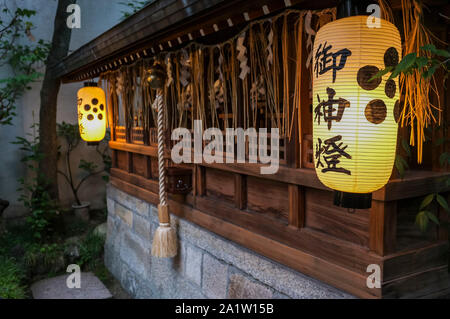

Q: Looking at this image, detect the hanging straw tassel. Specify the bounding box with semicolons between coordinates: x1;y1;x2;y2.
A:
152;204;177;258
147;63;178;258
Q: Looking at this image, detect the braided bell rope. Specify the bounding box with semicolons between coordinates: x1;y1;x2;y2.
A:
156;91;167;207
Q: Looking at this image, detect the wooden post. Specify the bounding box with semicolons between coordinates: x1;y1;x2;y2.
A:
370;199;397;256
145;156;152;179
234;173;247;210
196;165;206;196
288;184;305;228
126;152;133;174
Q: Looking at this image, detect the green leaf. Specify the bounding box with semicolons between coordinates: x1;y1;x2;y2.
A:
434;49;450;58
415;211;429;232
426;211;440;225
423;64;439;79
391;53;417;78
369;66;393;81
419;194;434;210
415;56;429;69
401;139;411;157
395;156;405;178
439;152;449;167
436;194;449;212
421;44;437;53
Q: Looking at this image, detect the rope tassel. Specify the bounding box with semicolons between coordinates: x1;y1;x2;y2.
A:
151;89;178;258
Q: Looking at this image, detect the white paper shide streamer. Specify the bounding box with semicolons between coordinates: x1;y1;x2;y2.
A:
237;32;250;80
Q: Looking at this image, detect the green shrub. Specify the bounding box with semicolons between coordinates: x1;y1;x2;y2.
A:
79;232;105;270
0;257;27;299
23;243;63;271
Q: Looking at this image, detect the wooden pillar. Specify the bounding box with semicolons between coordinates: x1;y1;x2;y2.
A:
234;174;247;210
144;156;152;179
126;152;133;174
370;199;397;256
288;184;305;229
195;165;206;196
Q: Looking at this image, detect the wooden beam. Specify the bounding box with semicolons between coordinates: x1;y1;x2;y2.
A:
111;168;159;194
374;170;450;202
370;200;397;256
109;141;158;157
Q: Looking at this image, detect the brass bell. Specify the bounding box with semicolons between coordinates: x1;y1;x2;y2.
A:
147;63;166;89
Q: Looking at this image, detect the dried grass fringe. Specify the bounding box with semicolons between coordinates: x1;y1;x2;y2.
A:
399;0;442;163
102;8;337;143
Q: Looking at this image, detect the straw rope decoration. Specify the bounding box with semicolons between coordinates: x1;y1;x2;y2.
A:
101;8;336;139
398;0;441;163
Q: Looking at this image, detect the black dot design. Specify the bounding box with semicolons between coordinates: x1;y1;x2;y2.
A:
385;79;396;98
393;100;402;123
365;99;387;124
92;98;98;105
87;114;94;121
357;47;400;124
84;104;91;111
357;65;381;90
93;108;98;113
99;104;104;111
384;47;399;68
98;114;103;120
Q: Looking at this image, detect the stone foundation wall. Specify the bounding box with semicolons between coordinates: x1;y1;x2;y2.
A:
105;184;354;299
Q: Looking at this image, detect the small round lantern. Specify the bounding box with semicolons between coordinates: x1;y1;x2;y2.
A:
312;15;401;208
77;82;107;145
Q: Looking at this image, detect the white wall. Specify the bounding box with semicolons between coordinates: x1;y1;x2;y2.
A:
1;0;128;211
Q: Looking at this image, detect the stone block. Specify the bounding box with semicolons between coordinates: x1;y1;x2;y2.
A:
106;196;115;216
120;262;139;297
176;217;352;299
114;187;149;217
104;244;122;280
133;213;152;241
120;232;151;281
115;203;133;227
185;245;202;286
228;273;272;299
202;253;228;299
106;215;123;250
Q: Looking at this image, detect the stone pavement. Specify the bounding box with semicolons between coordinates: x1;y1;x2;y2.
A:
31;272;112;299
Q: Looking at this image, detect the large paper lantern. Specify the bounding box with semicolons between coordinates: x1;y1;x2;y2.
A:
77;82;106;145
312;16;401;206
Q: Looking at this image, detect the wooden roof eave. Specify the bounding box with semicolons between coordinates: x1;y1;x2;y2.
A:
52;0;341;83
52;0;229;82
